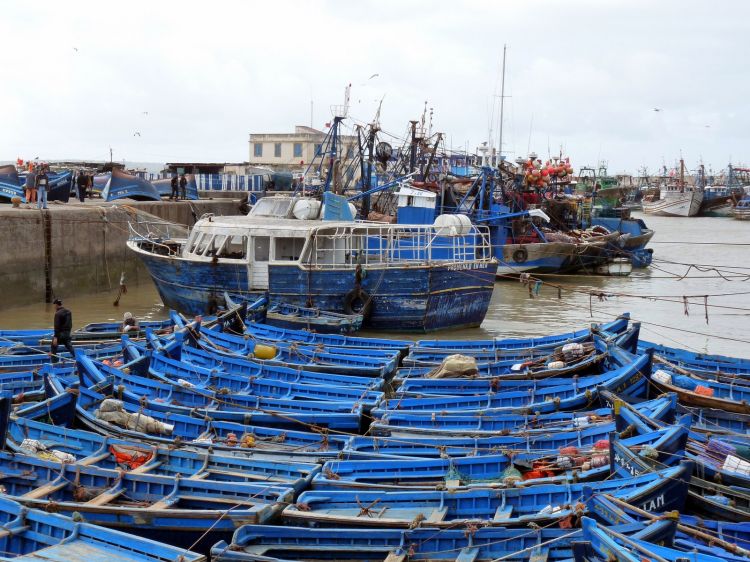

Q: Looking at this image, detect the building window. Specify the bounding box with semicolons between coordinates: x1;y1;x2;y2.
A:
314;144;322;156
293;143;303;158
254;143;263;157
274;143;281;158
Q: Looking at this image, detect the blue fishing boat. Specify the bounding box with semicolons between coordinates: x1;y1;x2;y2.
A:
0;495;205;562
188;324;399;377
211;519;673;562
573;517;730;562
411;314;630;355
396;336;635;391
0;164;25;200
0;450;293;548
609;427;750;522
284;462;692;528
264;300;363;334
102;168;161;201
121;339;385;405
585;491;750;562
128;193;498;332
377;346;650;415
10;393;321;491
47;374;351;460
242;321;409;351
639;340;750;372
371;392;677;437
76;353;366;432
175;343;385;390
649;368;750;414
344;411;687;459
312;423;688;490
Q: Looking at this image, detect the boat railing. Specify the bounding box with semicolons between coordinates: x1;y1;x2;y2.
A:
306;223;493;269
127;218;189;255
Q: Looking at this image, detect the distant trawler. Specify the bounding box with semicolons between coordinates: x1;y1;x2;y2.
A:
642;159;703;217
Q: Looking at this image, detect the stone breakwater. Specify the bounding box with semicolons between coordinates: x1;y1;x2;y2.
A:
0;199;243;310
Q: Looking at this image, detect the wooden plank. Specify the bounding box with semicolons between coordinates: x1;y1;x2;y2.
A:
20;482;67;500
529;547;549;562
84;488;125;506
456;547;479;562
383;552;406;562
426;506;448;523
493;505;513;521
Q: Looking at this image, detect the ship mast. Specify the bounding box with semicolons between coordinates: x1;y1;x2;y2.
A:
498;44;507;163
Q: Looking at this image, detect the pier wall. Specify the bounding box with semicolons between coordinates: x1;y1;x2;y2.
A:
0;199;243;310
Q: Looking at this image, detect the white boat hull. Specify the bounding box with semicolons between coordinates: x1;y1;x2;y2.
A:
642;190;703;217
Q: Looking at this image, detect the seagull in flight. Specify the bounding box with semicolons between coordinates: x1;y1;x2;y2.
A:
133;132;141;137
73;47;79;52
368;73;379;80
142;111;149;116
653;108;662;112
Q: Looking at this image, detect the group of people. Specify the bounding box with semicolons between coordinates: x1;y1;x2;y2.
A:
50;300;140;364
74;170;96;202
24;163;51;209
170;173;188;200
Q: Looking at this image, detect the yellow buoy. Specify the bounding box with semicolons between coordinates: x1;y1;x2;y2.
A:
253;343;277;360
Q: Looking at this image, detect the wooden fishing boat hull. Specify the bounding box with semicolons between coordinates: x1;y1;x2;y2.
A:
0;496;205;562
284;463;692;528
130;240;498;332
649;377;750;414
643;190;703;217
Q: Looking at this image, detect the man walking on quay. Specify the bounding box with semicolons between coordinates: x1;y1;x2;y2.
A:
50;298;75;364
170;174;179;200
179;173;187;200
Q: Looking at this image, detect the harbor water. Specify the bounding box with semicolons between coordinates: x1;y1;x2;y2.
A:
1;212;747;356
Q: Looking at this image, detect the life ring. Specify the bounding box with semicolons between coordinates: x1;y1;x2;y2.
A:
427;173;438;182
343;288;372;319
512;248;528;263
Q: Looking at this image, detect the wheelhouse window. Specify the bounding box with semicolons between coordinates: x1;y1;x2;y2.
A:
274;237;305;261
217;235;247;259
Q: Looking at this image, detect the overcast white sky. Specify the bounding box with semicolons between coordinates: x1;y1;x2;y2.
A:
2;0;747;173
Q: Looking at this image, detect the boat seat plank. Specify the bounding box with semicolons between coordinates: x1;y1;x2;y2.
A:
456;547;480;562
84;488;126;506
493;505;513;521
426;506;448;522
529;547;549;562
384;552;406;562
79;452;115;466
128;461;162;474
20;482;66;500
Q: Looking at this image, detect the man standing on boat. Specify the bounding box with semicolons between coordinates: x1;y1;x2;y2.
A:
179;173;187;200
50;298;75;364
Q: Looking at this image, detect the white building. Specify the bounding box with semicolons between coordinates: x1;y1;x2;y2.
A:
248;125;357;171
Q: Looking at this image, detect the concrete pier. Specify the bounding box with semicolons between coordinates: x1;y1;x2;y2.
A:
0;198;243;311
